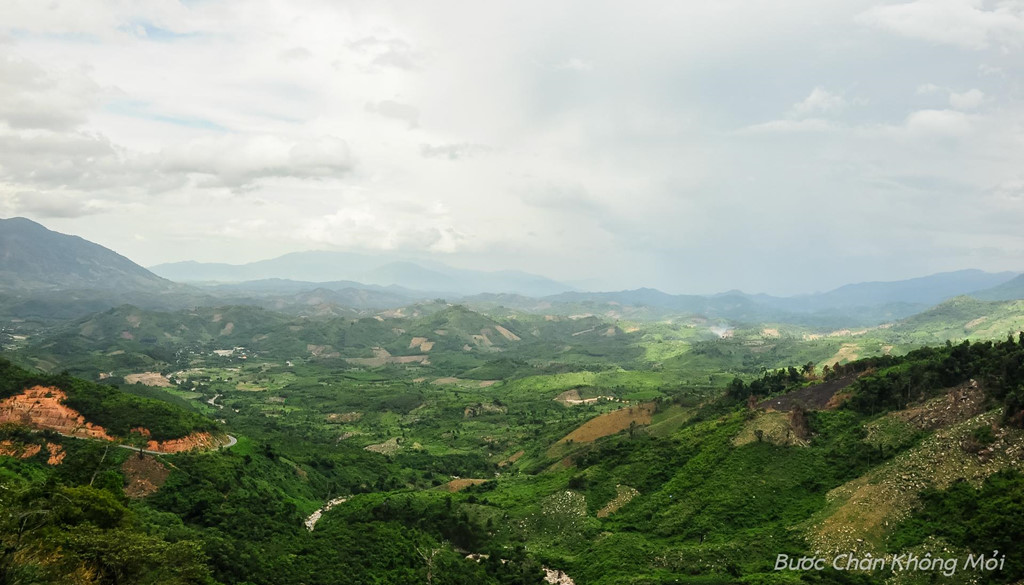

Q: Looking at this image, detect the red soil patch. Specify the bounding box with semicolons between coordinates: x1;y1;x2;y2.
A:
46;443;65;464
0;439;64;465
0;440;40;459
122;453;170;498
551;403;656;453
145;432;222;454
0;386;115;441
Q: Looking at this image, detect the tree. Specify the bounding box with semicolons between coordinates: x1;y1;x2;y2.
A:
416;544;443;585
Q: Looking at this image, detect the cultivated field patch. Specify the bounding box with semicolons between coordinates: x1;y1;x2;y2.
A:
124;372;173;387
549;403;655;455
436;478;489;492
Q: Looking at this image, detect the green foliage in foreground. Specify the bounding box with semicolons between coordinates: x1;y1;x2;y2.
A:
888;469;1024;582
0;481;215;585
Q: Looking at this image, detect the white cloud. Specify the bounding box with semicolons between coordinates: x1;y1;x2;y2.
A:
0;131;166;192
158;134;353;190
0;51;103;130
791;87;848;117
2;1;1024;293
949;88;985;109
304;205;464;253
858;0;1024;50
904;108;974;136
556;58;594;72
365;100;420;128
420;142;492;160
738;118;837;134
346;37;421;71
8;191;110;218
279;47;312;62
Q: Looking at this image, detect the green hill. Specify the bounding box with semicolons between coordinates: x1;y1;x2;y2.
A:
0;358;219;441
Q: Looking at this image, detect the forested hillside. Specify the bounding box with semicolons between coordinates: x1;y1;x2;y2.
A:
6;332;1024;583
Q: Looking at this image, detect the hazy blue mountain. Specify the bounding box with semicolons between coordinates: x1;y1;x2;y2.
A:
150;251;573;296
196;278;418;296
969;274;1024;301
361;261;455;292
149;251;385;283
487;271;1021;327
0;217;178;293
761;269;1019;311
194;279;421;312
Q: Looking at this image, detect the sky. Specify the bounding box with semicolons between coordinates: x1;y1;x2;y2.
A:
1;0;1023;295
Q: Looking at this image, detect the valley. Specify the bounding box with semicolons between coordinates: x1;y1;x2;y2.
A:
5;218;1024;584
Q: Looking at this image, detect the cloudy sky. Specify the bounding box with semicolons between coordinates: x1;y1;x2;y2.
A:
1;0;1023;295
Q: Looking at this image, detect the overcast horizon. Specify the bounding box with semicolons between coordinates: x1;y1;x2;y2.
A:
2;1;1023;296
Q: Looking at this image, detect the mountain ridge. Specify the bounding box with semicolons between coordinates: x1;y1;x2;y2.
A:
0;217;179;293
150;251;573;297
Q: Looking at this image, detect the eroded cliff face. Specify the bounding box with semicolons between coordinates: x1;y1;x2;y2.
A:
0;386;114;441
145;432;221;453
0;385;222;454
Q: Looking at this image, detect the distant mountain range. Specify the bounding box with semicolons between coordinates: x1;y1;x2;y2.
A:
150;252;573;297
464;270;1022;326
756;269;1019;311
3;216;1023;327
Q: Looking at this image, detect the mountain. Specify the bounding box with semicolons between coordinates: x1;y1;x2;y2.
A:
148;250;385;283
970;273;1024;301
150;251;573;296
0;217;177;293
768;269;1019;311
195;279;423;313
511;271;1021;327
544;288;787;320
